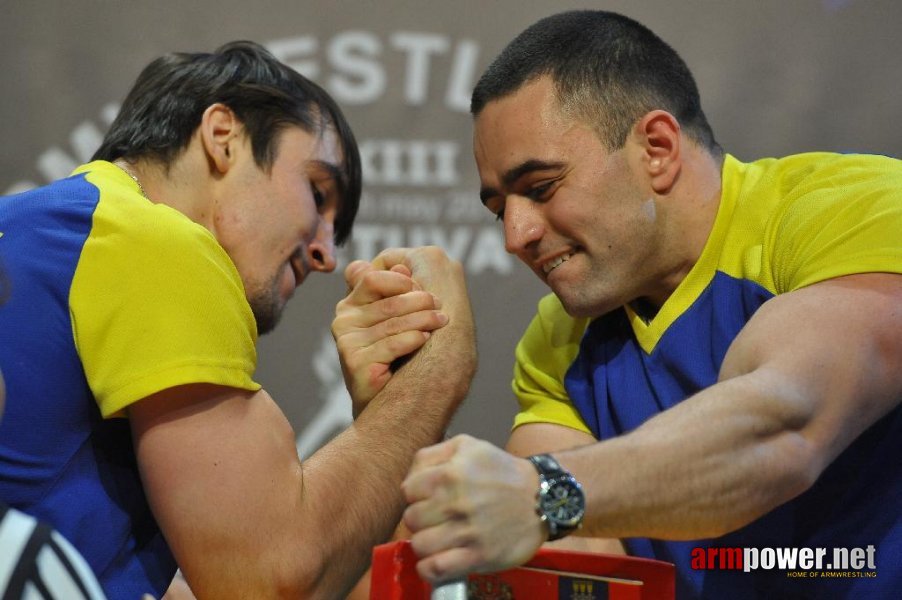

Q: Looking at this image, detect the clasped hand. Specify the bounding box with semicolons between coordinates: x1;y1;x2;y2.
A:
333;246;530;582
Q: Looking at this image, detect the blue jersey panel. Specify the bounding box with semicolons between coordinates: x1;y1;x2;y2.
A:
0;174;175;599
565;271;774;439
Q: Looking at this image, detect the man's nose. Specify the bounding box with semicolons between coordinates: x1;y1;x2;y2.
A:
503;195;544;255
307;216;337;273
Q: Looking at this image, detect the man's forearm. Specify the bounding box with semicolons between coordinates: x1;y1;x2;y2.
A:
297;321;476;597
559;370;829;541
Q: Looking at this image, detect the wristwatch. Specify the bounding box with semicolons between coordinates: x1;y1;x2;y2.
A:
527;454;586;541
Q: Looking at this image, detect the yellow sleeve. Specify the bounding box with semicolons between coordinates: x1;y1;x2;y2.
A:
511;293;593;435
770;154;902;292
71;167;260;418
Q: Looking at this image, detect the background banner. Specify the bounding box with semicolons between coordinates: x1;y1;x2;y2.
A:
2;0;899;452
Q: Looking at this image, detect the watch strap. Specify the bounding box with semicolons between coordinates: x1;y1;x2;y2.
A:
528;453;565;478
527;453;584;541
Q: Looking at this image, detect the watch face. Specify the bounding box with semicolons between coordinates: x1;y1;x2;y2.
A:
539;476;585;527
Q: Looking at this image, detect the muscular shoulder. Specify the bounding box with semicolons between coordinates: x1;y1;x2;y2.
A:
70;162;258;416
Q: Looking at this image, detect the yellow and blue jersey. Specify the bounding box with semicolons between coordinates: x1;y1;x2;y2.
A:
0;162;260;598
513;152;902;597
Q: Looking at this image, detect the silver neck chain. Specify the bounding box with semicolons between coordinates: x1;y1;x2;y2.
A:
112;159;149;200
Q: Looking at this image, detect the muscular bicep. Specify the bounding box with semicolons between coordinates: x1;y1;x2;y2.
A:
129;384;307;596
719;272;902;467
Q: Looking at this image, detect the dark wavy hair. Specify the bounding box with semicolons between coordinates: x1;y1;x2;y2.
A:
472;10;721;156
93;41;361;245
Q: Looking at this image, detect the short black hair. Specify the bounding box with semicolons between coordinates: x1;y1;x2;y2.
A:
93;41;361;245
471;10;721;156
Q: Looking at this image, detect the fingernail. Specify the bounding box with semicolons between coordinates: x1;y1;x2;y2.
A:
431;294;443;309
437;312;449;325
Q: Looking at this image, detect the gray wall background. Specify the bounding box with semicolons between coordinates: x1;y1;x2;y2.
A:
2;0;900;453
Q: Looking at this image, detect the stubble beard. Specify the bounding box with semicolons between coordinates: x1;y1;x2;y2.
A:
248;275;284;335
551;261;622;320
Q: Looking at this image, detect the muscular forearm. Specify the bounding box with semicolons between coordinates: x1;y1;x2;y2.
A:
402;370;824;583
280;246;475;595
562;369;843;540
298;330;475;597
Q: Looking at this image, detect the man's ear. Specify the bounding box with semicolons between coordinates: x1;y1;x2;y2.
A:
199;103;241;174
634;110;681;193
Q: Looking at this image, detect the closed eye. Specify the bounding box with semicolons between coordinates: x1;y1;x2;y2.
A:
311;183;325;208
526;180;556;201
484;197;505;222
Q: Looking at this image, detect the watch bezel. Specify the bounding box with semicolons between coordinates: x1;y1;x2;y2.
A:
528;453;586;541
537;473;586;535
537;473;586;529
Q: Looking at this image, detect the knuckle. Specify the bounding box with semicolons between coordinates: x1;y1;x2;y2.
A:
411;447;430;468
330;314;350;331
361;270;382;288
453;433;474;445
406;311;432;331
381;318;403;338
388;268;413;286
383;334;402;354
439;464;462;488
409;532;427;557
402;505;419;530
427;311;446;329
380;295;400;316
417;290;439;309
334;299;352;316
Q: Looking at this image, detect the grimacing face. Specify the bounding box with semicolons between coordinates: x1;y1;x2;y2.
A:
219;125;343;334
474;76;667;319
